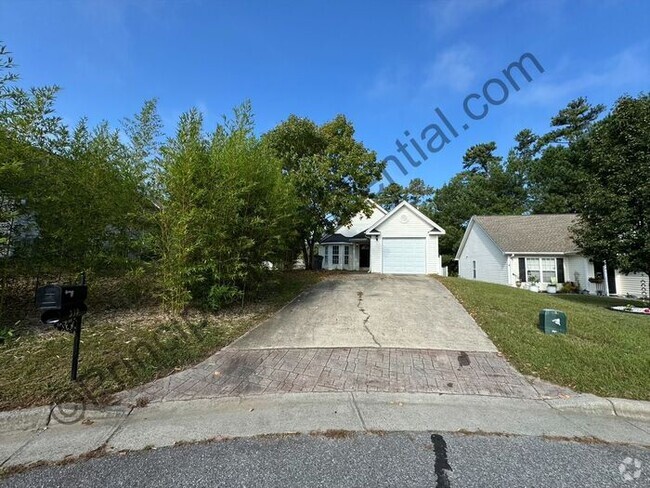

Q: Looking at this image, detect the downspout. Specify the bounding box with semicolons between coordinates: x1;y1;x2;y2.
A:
603;260;610;297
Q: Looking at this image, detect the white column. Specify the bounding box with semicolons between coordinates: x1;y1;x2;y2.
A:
603;260;610;297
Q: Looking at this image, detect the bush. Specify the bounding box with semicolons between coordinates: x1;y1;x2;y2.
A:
206;285;243;310
0;326;14;345
560;281;579;294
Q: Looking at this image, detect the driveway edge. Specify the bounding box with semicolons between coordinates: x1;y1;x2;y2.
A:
2;392;649;471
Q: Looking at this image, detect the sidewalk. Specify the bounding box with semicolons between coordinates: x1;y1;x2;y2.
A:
2;391;650;471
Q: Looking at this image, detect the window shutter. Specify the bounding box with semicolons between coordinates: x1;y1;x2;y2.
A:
518;258;526;282
556;258;565;282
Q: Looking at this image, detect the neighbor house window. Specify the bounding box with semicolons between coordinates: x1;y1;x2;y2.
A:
526;258;541;282
472;260;477;279
541;258;557;283
344;246;350;265
522;257;560;283
332;245;340;264
323;246;328;265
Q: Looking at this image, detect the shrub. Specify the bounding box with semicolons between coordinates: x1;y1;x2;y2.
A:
206;285;243;310
560;281;579;294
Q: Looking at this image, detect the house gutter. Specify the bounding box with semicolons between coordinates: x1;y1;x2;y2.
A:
504;251;578;255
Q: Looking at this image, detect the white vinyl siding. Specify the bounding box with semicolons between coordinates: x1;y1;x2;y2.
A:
369;205;444;275
458;222;508;284
426;234;441;274
335;203;387;238
382;238;426;274
374;206;432;237
565;255;588;289
616;271;649;298
370;237;382;273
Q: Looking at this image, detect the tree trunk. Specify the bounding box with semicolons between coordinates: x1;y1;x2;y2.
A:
307;239;316;270
301;242;310;270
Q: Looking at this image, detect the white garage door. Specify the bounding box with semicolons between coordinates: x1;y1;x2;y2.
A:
382;238;426;274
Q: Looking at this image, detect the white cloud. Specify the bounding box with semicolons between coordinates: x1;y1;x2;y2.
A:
513;42;650;106
366;65;412;99
424;0;509;35
424;44;479;92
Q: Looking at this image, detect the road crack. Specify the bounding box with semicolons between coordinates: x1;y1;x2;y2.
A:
357;291;381;347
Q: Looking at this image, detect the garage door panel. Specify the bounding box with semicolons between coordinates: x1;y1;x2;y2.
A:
382;238;426;274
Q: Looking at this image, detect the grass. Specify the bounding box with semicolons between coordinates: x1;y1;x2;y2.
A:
0;271;322;411
551;293;647;308
437;276;650;401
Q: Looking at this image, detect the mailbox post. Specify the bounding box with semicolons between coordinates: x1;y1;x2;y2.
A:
35;273;88;381
70;316;82;380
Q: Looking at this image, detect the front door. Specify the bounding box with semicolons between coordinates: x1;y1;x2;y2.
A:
594;261;617;295
359;244;370;268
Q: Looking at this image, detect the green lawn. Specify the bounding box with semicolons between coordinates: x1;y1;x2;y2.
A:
437;276;650;400
0;271;321;411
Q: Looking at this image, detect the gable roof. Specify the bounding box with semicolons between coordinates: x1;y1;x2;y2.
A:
319;199;387;244
457;214;579;257
321;230;368;244
366;201;445;235
320;233;353;244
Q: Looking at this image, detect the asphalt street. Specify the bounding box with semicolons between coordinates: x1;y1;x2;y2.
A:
2;431;648;487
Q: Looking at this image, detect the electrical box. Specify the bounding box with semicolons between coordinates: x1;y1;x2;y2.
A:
539;309;567;334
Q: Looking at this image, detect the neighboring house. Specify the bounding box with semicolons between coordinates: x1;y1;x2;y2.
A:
319;200;446;275
455;214;649;297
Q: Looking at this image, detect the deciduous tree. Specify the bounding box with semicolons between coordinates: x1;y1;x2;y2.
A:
572;94;650;279
265;115;384;268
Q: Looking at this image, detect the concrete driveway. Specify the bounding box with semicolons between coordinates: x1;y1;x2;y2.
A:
229;274;497;352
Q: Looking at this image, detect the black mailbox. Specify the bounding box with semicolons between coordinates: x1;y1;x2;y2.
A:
36;284;88;329
35;274;88;381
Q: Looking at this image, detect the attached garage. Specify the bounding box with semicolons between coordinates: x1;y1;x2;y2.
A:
319;199;446;275
367;201;446;275
381;238;426;274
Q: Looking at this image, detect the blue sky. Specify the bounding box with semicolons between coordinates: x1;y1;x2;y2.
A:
2;0;649;190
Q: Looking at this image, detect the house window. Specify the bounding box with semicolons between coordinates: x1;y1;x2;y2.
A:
323;246;328;265
472;260;477;279
541;258;557;283
526;258;541;282
332;245;340;264
344;246;350;265
524;257;558;283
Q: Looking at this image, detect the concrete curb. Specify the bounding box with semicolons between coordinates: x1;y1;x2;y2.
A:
545;394;650;422
2;392;650;470
0;406;52;433
0;404;132;433
48;403;132;426
607;397;650;422
545;394;616;417
3;393;650;434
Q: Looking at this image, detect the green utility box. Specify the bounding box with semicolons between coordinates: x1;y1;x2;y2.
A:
539;309;567;334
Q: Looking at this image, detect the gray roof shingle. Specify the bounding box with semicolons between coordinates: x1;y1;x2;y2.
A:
320;233;352;244
320;231;369;244
473;214;579;253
